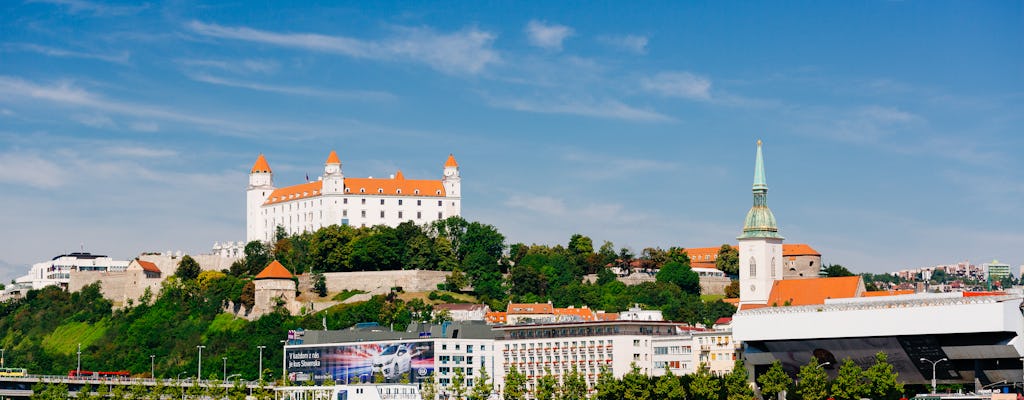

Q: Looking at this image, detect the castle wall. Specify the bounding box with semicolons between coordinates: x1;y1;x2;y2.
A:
318;270;449;295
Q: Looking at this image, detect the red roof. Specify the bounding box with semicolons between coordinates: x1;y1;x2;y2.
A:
444;154;459;168
326;150;340;164
485;311;507;323
136;260;160;274
766;276;863;306
264;181;322;205
507;303;554;314
251;154;272;173
554;306;597;321
254;260;293;280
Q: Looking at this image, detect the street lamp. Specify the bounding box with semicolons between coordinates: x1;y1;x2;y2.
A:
197;345;206;381
256;345;266;382
77;343;82;376
223;357;227;380
921;357;948;394
150;355;156;378
1;348;5;368
280;340;287;384
817;361;831;369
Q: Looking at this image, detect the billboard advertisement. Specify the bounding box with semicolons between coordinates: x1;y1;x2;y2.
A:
285;340;434;384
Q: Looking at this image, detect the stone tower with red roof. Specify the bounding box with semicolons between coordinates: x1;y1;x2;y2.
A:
252;260;298;317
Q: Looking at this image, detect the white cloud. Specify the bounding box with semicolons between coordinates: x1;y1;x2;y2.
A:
0;152;66;188
72;113;116;128
524;20;574;51
106;145;176;158
640;71;712;100
505;195;566;215
129;121;159;132
27;0;148;16
858;105;921;124
597;34;648;54
488;96;673;123
186;73;395;101
3;43;130;64
186;21;499;75
178;58;279;74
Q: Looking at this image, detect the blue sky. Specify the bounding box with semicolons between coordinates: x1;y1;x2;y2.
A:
0;0;1021;280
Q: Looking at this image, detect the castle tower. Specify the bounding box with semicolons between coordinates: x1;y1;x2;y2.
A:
442;154;461;217
322;150;343;195
252;260;297;317
247;154;275;243
738;140;784;306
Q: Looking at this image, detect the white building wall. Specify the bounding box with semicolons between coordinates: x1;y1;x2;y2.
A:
738;237;783;305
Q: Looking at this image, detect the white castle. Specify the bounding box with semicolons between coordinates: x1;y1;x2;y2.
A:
245;151;462;243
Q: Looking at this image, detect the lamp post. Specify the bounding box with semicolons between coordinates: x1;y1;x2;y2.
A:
222;357;227;380
280;340;287;384
150;355;156;378
178;372;189;400
77;343;82;377
257;345;266;382
921;357;948;394
1;348;5;368
196;345;206;381
817;362;831;369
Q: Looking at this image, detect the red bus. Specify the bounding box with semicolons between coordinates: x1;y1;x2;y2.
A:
68;370;131;378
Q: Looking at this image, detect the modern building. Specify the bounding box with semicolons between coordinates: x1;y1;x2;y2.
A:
13;252;130;291
246;151;461;243
495;320;698;396
983;260;1012;284
282;322;501;399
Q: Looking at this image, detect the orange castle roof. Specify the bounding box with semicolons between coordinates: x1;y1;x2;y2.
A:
326;150;340;164
342;177;444;197
394;170;405;180
264;181;323;205
445;154;459;168
136;260;160;274
251;154;272;173
766;276;864;306
255;260;293;280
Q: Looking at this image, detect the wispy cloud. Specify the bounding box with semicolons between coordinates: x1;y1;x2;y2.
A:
640;71;712;101
487;96;673;123
597;34;648;54
3;43;130;64
505;195;567;215
0;152;66;189
186;73;396;101
524;20;574;51
561;150;682;180
106;145;176;158
177;58;280;74
27;0;148;17
186;21;499;75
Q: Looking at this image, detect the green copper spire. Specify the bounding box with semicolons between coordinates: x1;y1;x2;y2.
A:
739;140;783;239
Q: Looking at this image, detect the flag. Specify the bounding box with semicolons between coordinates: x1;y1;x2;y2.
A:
306;173;309;182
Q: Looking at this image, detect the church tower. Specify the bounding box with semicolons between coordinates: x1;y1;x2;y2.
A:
322;150;343;194
738;140;784;306
442;154;461;217
247;154;275;243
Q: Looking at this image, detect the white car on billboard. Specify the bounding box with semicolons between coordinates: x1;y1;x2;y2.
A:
372;344;412;379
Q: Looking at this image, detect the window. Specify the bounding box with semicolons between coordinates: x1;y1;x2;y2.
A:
398;199;403;205
398;211;403;219
342;210;347;217
438;200;443;206
438;212;442;219
360;188;366;193
771;257;777;277
361;210;366;218
749;257;757;277
380;211;385;218
361;198;366;205
417;200;422;206
417;212;422;219
380;199;385;205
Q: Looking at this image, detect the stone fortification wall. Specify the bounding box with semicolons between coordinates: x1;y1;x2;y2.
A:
137;254;239;277
318;270;449;295
68;269;162;307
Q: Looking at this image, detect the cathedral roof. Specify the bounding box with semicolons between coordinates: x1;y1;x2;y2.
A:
326;150;340;165
444;154;459;168
255;260;293;280
251;154;272;173
765;276;864;306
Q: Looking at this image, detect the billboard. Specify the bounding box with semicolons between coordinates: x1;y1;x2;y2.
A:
285;340;434;384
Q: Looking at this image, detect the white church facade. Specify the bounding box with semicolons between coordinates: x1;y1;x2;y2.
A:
245;151;462;243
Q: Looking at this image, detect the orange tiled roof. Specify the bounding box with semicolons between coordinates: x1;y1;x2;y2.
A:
485;311;507;323
671;243;820;265
343;177;445;197
766;276;863;306
554;306;597;321
136;260;161;274
254;260;293;280
251;154;272;173
326;150;340;164
264;181;323;205
596;312;618;321
782;244;820;256
507;303;554;314
445;154;458;168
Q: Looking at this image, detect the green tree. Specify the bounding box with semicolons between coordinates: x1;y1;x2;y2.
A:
689;363;722;400
535;369;558;400
421;376;437;400
715;244;740;276
446;267;470;291
725;359;754;400
244;241;272;275
724;280;740;298
654;368;687;400
594;366;622;400
757;360;791;400
470;365;494;400
311;270;327;297
562;365;588;400
31;382;69;399
503;366;528;400
621;364;651;400
656;261;701;295
796;359;830;400
822;264;854;277
830;358;867;400
176;255;201;281
451;368;467;400
864;352;904;400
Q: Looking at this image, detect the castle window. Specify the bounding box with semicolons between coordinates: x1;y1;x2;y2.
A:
378;188;383;193
343;210;347;217
417;200;422;206
438;212;442;219
380;199;385;205
398;199;403;205
438;201;443;206
343;198;348;204
749;257;757;277
346;188;351;193
398;211;403;219
380;211;385;218
361;210;366;218
397;189;402;194
771;257;776;277
417;212;422;219
436;190;442;195
414;189;420;195
360;188;365;193
361;199;366;205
